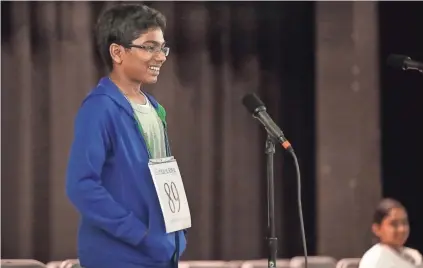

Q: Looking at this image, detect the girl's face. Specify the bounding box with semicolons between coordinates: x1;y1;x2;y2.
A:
372;207;410;248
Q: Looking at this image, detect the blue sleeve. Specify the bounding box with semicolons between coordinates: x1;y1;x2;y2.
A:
66;95;147;247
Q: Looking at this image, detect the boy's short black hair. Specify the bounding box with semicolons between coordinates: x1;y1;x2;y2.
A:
95;3;166;70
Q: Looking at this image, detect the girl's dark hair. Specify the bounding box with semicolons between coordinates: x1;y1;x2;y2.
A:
373;198;405;224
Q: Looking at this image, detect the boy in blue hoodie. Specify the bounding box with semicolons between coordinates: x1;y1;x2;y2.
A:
66;4;188;268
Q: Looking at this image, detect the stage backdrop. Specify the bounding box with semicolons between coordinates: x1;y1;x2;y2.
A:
3;0;422;263
1;1;316;262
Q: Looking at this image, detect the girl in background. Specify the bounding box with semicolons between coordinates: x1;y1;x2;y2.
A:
359;198;422;268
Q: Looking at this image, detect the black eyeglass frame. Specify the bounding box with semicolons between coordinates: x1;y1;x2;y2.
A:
126;44;170;57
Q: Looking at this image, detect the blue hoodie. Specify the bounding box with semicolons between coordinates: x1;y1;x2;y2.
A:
66;77;187;268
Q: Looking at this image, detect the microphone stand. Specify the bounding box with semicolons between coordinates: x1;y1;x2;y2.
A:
265;135;278;268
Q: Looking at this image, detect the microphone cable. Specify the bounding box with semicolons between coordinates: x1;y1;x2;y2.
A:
286;149;308;268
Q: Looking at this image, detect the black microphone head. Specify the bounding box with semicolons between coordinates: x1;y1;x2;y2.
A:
242;93;265;114
387;54;411;70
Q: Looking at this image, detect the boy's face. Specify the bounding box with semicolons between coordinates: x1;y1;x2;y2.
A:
111;28;167;84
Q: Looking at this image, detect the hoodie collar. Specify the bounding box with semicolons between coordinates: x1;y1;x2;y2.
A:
95;77;159;117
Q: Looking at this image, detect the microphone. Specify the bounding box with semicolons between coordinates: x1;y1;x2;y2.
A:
242;93;293;152
243;94;308;268
387;54;423;73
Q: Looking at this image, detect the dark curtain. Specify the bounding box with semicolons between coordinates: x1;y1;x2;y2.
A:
1;1;316;262
379;1;423;254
